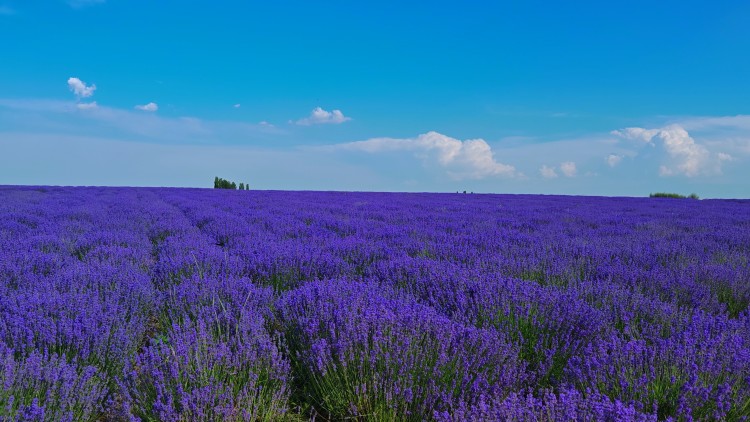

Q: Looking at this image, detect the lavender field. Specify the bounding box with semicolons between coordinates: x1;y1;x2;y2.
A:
1;186;749;421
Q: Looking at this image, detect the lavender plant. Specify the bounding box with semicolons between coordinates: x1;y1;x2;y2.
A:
1;186;749;420
122;302;291;421
0;345;107;421
439;388;659;421
278;280;523;420
568;312;750;420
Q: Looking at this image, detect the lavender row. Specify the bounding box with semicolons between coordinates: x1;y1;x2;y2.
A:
1;186;748;420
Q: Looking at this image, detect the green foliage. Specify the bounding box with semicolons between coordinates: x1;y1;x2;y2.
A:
476;306;570;389
0;352;107;421
713;282;750;319
284;325;502;422
649;192;700;199
213;177;249;190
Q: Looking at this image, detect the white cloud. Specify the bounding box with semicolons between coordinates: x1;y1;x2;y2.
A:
0;98;286;145
67;77;96;99
331;131;517;180
610;127;659;143
711;138;750;155
673;115;750;159
296;107;351;125
613;124;728;177
135;102;158;112
540;165;558;178
658;165;674;176
678;115;750;132
656;125;711;176
234;104;241;108
76;101;98;110
718;152;733;161
560;161;577;177
606;153;623;167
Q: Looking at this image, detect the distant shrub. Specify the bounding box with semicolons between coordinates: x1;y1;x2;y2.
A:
649;192;699;199
214;177;249;190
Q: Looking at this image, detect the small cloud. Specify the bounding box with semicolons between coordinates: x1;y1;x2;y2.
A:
67;77;96;99
233;104;241;108
539;165;558;178
296;106;351;125
611;127;659;143
76;102;98;110
606;153;623;167
135;102;158;112
717;152;733;161
658;165;674;176
560;161;577;177
259;120;273;127
0;5;15;15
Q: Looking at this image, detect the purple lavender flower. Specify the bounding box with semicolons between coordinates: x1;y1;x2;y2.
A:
0;344;106;421
2;186;749;420
278;279;523;420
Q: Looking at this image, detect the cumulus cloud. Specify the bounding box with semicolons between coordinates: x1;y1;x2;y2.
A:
610;127;660;143
656;125;712;176
67;77;96;99
135;102;158;112
538;162;576;178
613;124;730;177
539;165;558;178
560;161;577;177
296;107;351;125
76;102;98;110
233;104;241;108
333;131;517;180
606;153;623;167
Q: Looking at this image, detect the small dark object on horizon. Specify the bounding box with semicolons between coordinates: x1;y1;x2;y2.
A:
649;192;699;199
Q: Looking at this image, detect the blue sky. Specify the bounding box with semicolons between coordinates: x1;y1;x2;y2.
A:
1;1;749;197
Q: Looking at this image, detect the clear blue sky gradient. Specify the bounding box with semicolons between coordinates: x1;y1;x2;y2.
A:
2;1;749;197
